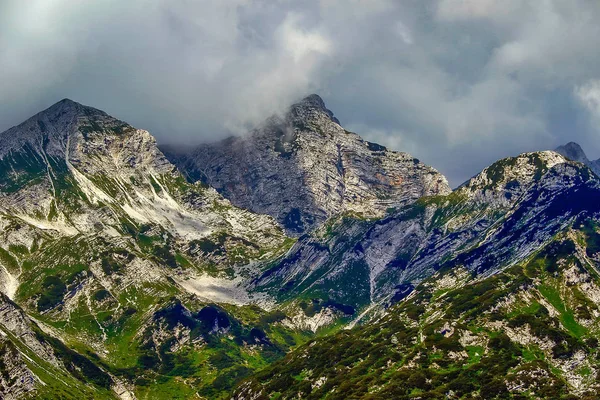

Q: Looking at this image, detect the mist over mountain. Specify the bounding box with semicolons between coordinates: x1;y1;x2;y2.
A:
162;94;450;235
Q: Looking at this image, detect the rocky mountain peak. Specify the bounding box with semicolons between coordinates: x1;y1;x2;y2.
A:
555;141;600;176
288;93;340;125
464;151;566;190
25;98;109;131
0;98;130;159
455;151;567;209
164;94;450;234
296;93;327;108
555;141;589;164
45;97;86;113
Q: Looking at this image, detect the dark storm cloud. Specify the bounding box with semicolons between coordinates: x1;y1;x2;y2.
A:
1;0;600;185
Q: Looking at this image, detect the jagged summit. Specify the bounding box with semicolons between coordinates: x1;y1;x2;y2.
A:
163;94;450;234
295;93;327;109
18;98;108;128
555;141;589;164
48;97;85;110
555;141;600;176
463;151;566;191
289;94;340;125
0;98;133;159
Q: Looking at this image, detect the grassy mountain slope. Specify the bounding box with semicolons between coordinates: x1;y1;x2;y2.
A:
235;226;600;399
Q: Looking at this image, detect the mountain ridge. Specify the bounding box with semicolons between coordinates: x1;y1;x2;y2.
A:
162;94;451;235
555;141;600;176
1;98;600;398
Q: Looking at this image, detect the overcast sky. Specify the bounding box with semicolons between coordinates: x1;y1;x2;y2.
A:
2;0;600;186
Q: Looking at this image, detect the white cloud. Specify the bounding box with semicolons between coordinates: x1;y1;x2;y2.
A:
436;0;516;20
576;80;600;118
394;21;413;45
279;14;331;62
2;0;600;185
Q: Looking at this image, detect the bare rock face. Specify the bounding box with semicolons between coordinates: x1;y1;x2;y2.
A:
0;293;40;399
163;94;450;234
555;141;600;176
0;338;36;400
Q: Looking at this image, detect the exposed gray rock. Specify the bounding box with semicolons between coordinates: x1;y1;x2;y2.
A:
0;294;57;365
0;294;41;399
555;141;600;176
0;337;36;400
163;95;450;234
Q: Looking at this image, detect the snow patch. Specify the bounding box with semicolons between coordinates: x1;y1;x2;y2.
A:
0;263;18;300
16;215;78;236
175;275;251;305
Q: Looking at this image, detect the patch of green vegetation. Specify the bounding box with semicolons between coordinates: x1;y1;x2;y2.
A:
93;289;110;302
151;244;177;268
507;300;541;318
0;144;48;193
37;275;67;312
521;345;546;362
539;284;587;338
580;219;600;258
0;247;19;274
148;174;163;194
175;252;193;268
444;272;531;320
8;244;29;256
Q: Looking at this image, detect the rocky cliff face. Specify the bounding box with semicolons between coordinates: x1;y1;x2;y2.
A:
163;95;450;235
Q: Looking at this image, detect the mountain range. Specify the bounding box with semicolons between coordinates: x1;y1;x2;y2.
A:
0;96;599;399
